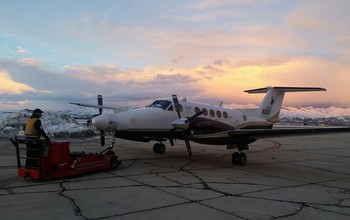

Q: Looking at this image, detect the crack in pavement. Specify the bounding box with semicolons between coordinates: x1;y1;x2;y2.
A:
271;156;350;176
3;135;350;219
273;203;305;219
58;181;88;220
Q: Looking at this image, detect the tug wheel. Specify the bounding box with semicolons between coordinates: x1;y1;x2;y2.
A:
231;152;240;165
110;156;120;169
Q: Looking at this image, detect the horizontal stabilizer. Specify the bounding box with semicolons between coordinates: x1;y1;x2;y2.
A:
245;87;326;94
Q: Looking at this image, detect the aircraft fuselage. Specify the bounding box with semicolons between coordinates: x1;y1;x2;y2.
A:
92;98;270;145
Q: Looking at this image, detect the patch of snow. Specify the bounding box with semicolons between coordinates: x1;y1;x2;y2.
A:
0;109;95;138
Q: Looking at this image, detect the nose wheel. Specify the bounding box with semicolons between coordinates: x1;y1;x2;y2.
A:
99;132;121;169
231;152;247;166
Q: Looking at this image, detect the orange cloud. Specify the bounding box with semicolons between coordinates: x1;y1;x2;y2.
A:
196;55;350;107
0;70;35;94
62;54;350;107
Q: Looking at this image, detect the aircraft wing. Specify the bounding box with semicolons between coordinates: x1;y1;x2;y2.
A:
70;102;115;109
229;126;350;139
70;102;132;113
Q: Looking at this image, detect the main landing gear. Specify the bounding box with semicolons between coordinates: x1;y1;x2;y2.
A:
153;143;166;154
153;141;249;166
231;152;247;166
230;144;249;166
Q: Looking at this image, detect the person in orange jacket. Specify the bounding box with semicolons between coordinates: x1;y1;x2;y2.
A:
23;108;50;167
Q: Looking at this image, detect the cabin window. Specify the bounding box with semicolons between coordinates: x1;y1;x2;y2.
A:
195;107;200;114
216;110;222;118
167;104;174;111
223;111;228;119
202;108;208;116
209;109;215;117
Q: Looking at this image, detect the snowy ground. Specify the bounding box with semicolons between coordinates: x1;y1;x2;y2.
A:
1;106;350;138
0;109;96;138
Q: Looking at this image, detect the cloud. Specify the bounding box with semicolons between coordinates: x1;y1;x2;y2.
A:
285;1;350;31
16;46;27;54
1;1;350;110
187;0;256;10
177;8;235;22
0;58;94;93
0;70;35;94
0;99;31;109
62;64;201;101
18;57;41;66
284;1;350;54
1;51;350;110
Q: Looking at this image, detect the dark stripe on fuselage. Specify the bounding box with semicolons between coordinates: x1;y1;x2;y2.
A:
114;129;257;146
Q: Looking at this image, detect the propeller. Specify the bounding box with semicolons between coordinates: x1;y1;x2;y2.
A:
97;95;105;146
97;95;103;114
170;95;204;156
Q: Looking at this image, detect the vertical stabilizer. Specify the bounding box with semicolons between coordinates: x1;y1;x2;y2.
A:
244;87;326;123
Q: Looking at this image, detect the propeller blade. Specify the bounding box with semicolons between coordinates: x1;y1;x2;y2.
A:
188;110;204;121
182;130;192;157
172;95;181;119
97;95;105;146
97;95;103;115
100;130;105;146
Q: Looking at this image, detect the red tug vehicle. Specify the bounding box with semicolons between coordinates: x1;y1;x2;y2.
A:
10;135;120;179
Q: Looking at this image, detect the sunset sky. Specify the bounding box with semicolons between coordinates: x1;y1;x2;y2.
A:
1;0;350;110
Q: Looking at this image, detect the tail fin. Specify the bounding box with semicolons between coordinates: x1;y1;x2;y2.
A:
245;87;326;123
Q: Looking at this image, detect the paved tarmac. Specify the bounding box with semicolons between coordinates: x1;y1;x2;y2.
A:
1;133;350;220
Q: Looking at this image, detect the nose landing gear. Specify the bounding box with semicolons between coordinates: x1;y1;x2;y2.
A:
100;132;121;169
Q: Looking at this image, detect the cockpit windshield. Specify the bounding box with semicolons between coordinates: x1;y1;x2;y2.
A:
146;100;172;110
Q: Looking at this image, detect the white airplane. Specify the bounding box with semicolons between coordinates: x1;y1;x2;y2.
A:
71;86;350;166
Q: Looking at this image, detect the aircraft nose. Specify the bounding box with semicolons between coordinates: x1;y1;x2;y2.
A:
92;114;111;131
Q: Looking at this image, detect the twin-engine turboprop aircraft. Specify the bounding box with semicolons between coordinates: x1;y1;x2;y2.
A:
71;87;350;166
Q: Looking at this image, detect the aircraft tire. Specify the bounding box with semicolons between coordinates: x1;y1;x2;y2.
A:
238;153;247;166
153;143;160;153
158;144;166;154
153;143;166;154
231;152;240;165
